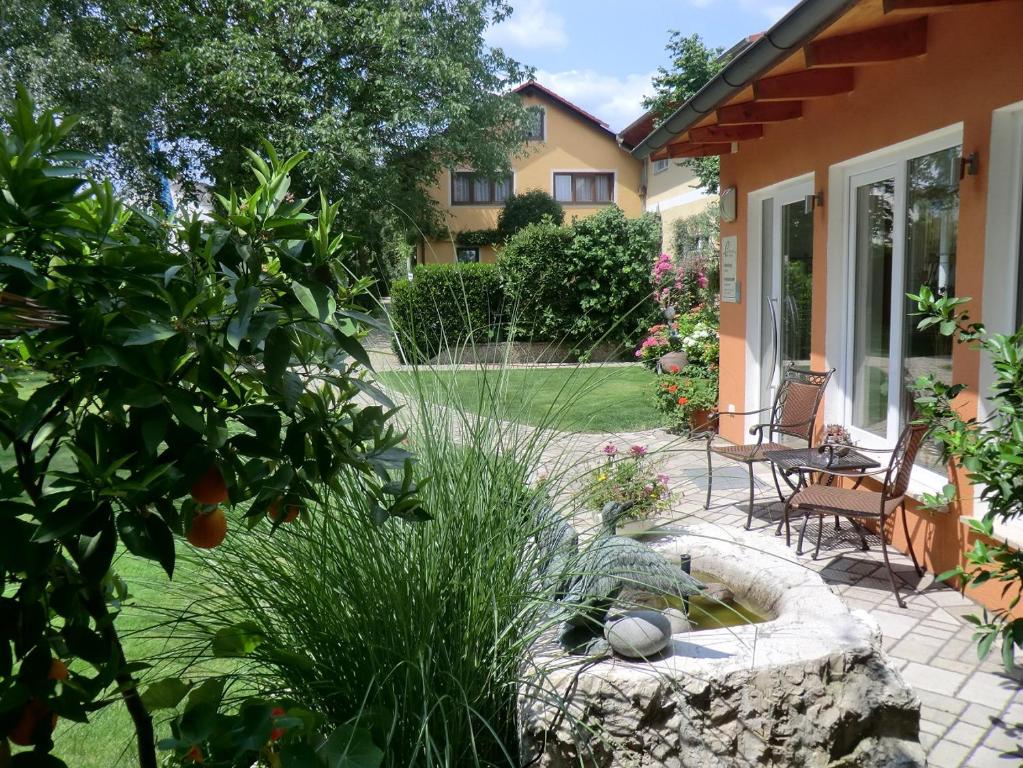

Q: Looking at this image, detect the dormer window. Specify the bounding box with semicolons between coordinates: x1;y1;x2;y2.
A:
526;107;545;141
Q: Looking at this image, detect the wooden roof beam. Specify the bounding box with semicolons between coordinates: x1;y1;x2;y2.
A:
753;67;855;101
805;17;927;67
884;0;1008;13
651;143;734;160
688;124;765;142
716;101;803;125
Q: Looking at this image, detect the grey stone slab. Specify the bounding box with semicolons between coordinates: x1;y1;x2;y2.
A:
901;662;967;697
959;672;1022;711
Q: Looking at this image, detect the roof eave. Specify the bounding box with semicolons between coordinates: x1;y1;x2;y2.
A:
631;0;859;160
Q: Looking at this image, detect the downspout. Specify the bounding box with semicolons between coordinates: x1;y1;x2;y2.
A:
631;0;859;159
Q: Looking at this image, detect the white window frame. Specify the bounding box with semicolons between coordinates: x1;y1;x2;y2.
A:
455;246;480;263
977;100;1023;539
745;174;815;438
824;124;964;497
652;158;670;175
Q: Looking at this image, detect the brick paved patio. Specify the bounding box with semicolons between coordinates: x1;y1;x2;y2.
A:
543;427;1023;767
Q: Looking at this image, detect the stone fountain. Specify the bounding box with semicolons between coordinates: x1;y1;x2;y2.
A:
518;523;924;768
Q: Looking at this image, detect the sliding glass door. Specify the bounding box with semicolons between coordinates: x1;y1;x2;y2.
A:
846;144;960;471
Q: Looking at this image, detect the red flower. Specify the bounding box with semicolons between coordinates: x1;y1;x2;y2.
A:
669;365;681;374
667;385;678;394
677;396;688;406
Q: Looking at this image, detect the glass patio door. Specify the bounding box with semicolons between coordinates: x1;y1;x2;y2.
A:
849;166;901;443
759;182;815;408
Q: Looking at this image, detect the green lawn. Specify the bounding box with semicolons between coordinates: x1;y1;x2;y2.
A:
379;365;661;433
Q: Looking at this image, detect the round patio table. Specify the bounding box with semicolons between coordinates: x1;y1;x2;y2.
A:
765;445;881;554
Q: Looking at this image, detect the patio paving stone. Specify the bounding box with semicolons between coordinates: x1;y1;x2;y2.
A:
540;426;1023;766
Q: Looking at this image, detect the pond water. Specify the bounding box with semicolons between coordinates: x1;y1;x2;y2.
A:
633;572;768;632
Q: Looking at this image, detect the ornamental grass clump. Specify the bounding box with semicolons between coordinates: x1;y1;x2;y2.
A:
171;373;581;767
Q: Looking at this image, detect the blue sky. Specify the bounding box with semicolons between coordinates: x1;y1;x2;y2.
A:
485;0;800;131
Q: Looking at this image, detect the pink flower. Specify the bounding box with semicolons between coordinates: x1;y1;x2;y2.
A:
634;349;643;358
643;484;653;494
657;473;670;485
602;443;618;456
697;272;709;289
629;445;647;457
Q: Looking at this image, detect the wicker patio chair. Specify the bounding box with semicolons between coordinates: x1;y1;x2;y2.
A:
779;422;928;608
704;365;834;529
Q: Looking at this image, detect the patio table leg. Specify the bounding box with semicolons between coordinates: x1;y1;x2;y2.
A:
745;464;755;530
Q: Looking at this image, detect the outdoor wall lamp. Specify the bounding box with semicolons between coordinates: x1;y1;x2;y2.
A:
804;191;824;214
959;151;980;179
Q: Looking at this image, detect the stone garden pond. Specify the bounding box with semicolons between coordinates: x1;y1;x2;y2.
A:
518;522;926;768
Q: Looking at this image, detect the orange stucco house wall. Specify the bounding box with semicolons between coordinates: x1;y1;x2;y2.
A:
419;82;643;265
700;2;1023;612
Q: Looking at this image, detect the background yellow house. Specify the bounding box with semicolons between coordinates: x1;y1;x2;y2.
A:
417;81;643;265
619;109;715;256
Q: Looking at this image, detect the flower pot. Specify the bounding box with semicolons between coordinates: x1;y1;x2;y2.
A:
690;408;717;433
657;351;688;374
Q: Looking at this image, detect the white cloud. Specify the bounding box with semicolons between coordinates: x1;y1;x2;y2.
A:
685;0;798;24
485;0;567;50
533;69;656;132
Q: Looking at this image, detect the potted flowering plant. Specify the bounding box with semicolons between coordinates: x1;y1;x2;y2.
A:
822;423;854;458
588;443;671;532
655;372;718;433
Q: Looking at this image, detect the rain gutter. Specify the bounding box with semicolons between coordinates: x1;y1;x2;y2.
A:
630;0;859;159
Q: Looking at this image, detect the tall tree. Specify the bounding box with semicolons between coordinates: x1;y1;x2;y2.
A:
643;32;725;193
0;0;532;275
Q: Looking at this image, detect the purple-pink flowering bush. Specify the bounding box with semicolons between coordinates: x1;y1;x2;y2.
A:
588;443;671;519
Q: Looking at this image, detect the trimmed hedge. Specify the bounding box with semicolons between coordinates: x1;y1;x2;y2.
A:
499;218;575;340
390;263;505;363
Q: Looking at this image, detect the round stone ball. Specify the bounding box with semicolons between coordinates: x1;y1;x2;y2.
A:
604;610;672;660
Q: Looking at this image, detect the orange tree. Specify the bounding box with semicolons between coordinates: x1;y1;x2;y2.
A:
0;89;423;767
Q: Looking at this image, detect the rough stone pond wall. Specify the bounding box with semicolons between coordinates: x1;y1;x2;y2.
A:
518;525;925;768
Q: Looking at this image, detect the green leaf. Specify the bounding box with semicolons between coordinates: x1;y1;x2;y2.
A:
141;677;193;710
212;621;265;658
292;281;336;322
0;255;37;274
165;390;204;434
321;724;384;768
227;286;261;348
116;511;176;578
264;327;292;389
185;678;225;711
280;743;321;767
124;324;178;346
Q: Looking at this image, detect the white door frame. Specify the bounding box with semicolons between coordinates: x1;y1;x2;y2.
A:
844;162;905;452
823;123;963;496
744;174;814;438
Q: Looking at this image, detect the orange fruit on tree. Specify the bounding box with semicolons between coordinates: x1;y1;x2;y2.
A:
190;466;228;505
184;744;204;764
269;706;288;741
48;659;69;681
187;507;227;549
267;498;300;524
8;699;57;747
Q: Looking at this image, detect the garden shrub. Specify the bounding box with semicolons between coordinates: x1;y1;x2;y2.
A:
0;89;422;768
499;218;575;340
390;263;506;362
911;286;1023;669
496;189;564;239
561;207;662;352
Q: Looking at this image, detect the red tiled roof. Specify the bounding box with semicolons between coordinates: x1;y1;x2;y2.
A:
512;81;616;139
